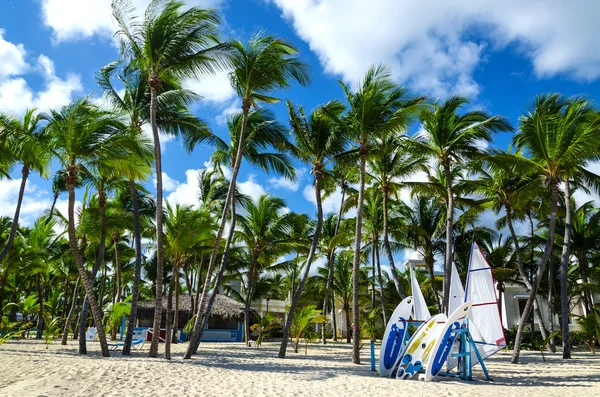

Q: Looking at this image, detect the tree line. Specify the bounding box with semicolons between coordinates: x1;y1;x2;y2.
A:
1;0;599;365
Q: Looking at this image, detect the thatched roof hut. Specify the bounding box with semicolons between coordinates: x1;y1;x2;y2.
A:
136;294;251;328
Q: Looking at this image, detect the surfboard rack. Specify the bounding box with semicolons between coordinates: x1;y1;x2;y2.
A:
436;319;491;382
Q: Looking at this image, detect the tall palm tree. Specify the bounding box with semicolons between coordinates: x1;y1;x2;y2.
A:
399;196;445;309
98;59;199;355
0;110;51;263
570;201;600;313
409;96;512;312
163;203;215;359
47;99;130;357
368;135;421;297
186;109;295;357
508;94;600;360
320;162;356;343
235;195;294;346
112;0;228;358
278;100;347;358
339;65;423;363
185;32;310;358
469;155;549;339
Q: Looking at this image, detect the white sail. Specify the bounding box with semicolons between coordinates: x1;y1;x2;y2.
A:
448;262;465;315
446;262;465;371
465;242;507;361
411;264;431;322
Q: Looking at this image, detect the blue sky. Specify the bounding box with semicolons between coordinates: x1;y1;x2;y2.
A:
2;0;600;268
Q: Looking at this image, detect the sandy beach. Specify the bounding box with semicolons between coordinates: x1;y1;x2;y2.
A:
1;340;598;397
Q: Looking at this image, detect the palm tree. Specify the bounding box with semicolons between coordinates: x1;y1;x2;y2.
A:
368;135;421;298
97;59;197;355
163;203;215;359
47;99;131;357
339;65;423;363
320;162;356;343
186;110;294;357
278;100;347;358
112;0;228;358
0;110;51;264
508;94;600;361
235;195;294;346
185;32;310;358
399;196;445;308
409;96;512;313
570;201;600;313
469;155;549;339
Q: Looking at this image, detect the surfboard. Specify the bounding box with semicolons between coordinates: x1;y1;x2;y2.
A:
423;301;472;381
379;296;413;377
396;313;447;380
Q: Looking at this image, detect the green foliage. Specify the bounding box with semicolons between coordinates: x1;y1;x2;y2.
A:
104;302;131;337
290;305;326;354
576;312;600;353
360;308;383;341
43;314;61;349
250;313;279;348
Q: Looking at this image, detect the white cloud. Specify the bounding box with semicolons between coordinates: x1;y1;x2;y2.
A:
268;168;306;192
183;69;236;105
154;172;179;193
0;178;72;228
269;0;600;98
0;29;28;80
215;99;240;125
166;169;203;208
238;175;266;203
41;0;225;43
0;52;82;116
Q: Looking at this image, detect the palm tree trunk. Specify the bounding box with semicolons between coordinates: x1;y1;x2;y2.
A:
79;189;108;353
66;175;109;357
505;204;548;342
123;180;142;355
512;182;559;364
375;239;387;325
0;165;29;264
36;274;44;340
560;179;573;359
192;200;237;355
185;98;251;358
332;290;337;341
442;163;454;314
173;275;179;344
322;188;346;344
548;260;557;352
371;246;376;311
61;277;80;345
244;270;255;347
165;262;176;360
114;236;122;304
344;302;351;343
148;80;166;358
279;176;324;358
351;145;368;364
382;191;406;298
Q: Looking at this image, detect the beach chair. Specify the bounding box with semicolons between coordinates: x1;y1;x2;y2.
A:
107;337;146;351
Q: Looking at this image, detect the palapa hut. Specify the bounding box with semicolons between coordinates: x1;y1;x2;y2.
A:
135;294;251;342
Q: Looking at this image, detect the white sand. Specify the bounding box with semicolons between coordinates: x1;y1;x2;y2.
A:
1;339;599;396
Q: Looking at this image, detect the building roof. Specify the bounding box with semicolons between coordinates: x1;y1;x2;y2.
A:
137;294;248;320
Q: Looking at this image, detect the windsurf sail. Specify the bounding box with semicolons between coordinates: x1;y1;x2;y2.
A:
411;264;431;321
445;262;465;371
464;242;506;361
448;261;465;315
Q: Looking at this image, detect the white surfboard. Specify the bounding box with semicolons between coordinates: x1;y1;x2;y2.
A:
396;313;447;380
423;301;472;381
379;296;413;377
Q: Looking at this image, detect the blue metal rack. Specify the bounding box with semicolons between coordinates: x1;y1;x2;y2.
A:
436;318;491;381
